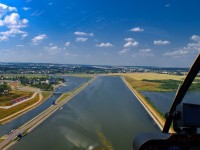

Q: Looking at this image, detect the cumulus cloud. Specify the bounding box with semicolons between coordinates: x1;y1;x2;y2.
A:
124;38;139;48
0;3;28;40
130;27;144;32
118;49;129;54
76;37;88;42
96;42;113;47
74;31;93;36
164;35;200;57
0;3;17;18
65;42;71;46
154;40;170;45
32;34;47;45
191;35;200;42
0;35;7;41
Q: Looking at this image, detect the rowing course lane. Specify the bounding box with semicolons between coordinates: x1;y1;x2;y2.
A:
0;76;90;137
10;76;159;150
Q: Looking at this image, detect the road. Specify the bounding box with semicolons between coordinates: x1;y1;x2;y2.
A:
0;77;96;150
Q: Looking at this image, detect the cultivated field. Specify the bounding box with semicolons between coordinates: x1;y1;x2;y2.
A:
121;73;200;92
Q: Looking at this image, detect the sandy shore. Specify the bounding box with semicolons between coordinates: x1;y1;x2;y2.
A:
121;77;174;133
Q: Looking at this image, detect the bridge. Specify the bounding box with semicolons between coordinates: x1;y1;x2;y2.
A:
52;92;63;95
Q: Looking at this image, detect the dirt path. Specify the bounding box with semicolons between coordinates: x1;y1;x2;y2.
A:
122;77;175;133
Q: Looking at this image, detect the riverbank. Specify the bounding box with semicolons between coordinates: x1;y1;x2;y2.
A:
0;76;96;150
0;92;52;125
122;77;174;133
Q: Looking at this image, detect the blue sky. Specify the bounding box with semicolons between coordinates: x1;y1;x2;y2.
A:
0;0;200;67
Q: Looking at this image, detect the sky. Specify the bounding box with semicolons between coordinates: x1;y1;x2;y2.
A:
0;0;200;67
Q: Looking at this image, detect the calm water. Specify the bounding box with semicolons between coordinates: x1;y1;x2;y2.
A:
141;91;200;115
10;76;159;150
0;76;89;137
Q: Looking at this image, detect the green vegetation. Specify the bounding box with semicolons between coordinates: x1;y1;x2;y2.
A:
142;79;182;91
1;75;64;91
0;94;40;121
125;76;162;91
0;82;10;94
0;92;52;123
188;79;200;92
0;91;32;106
56;93;70;103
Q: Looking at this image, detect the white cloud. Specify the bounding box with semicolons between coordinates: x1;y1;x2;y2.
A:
1;28;27;37
0;35;7;41
191;35;200;42
74;31;94;36
65;42;71;46
164;35;200;57
22;7;31;11
31;10;45;16
154;40;170;45
0;4;28;40
139;49;152;52
32;34;47;45
124;38;139;48
163;50;188;57
131;48;154;57
2;13;28;28
96;42;113;47
45;45;61;55
0;3;17;18
16;44;24;47
118;49;129;54
76;37;88;42
130;27;144;32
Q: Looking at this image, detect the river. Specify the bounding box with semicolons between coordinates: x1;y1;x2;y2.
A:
10;76;159;150
0;76;89;137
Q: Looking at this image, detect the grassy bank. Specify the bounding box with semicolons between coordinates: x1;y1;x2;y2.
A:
122;73;186;92
0;91;32;106
56;93;70;103
0;92;52;124
122;76;174;132
0;94;39;120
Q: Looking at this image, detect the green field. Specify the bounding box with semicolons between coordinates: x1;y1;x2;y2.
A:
124;73;200;92
0;92;52;123
0;91;32;106
56;93;70;103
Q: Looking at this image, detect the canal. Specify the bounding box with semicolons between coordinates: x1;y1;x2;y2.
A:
10;76;159;150
0;76;89;137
